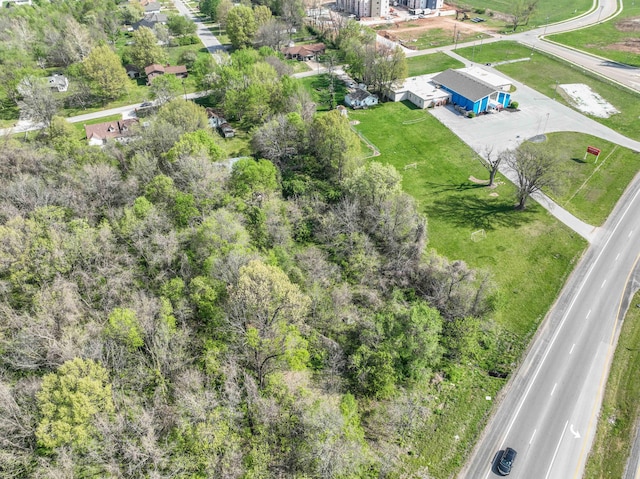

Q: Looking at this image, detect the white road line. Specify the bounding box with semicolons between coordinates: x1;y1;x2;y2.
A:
570;343;576;355
601;279;607;288
586;309;591;319
616;253;620;261
492;186;640;470
629;230;633;238
551;383;557;396
530;429;537;445
545;421;569;479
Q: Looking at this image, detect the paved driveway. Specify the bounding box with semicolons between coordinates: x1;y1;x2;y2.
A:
429;68;640;155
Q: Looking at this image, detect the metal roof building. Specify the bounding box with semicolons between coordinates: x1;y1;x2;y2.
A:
432;69;511;114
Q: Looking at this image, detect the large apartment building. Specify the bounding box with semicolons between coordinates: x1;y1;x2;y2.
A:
336;0;389;19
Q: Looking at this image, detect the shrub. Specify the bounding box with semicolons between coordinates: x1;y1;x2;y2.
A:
467;111;476;118
473;8;485;14
509;101;519;109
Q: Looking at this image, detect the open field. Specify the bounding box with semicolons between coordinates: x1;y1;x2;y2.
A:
584;289;640;478
378;15;491;50
447;0;592;30
348;100;586;477
541;132;640;226
406;52;465;76
455;41;640;141
549;3;640;67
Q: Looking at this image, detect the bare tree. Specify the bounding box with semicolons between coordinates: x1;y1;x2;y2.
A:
476;145;503;187
17;76;60;128
504;142;563;209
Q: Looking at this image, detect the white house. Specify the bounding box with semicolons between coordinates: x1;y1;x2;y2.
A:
45;74;69;92
345;89;379;109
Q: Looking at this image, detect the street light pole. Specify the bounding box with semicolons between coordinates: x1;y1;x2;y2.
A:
543;16;549;35
597;5;604;22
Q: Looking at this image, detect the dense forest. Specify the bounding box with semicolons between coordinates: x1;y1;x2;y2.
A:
0;1;517;478
0;97;510;477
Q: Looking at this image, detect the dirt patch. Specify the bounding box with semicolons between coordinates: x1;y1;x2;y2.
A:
469;175;488;184
559;83;619;118
615;16;640;32
607;38;640;54
378;16;494;48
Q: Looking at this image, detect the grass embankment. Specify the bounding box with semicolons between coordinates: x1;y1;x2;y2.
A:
448;0;591;30
406;53;465;76
549;3;640;67
398;27;491;50
349;101;586;477
455;41;640;141
584;289;640;478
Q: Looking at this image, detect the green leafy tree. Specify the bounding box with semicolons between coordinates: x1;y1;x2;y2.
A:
310;109;361;182
253;5;273;26
150;74;183;105
156;98;209;133
130;27;168;70
166;130;224;163
227;260;310;387
226;5;258;49
167;14;197;37
83;45;130;100
36;358;115;452
104;307;144;350
229;158;279;199
200;0;221;21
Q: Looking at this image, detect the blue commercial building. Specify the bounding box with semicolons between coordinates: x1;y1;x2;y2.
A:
432;69;511;115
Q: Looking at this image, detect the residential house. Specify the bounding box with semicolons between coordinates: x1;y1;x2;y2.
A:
431;69;511;114
144;1;161;13
45;74;69;92
345;89;378;109
282;43;326;61
145;63;188;85
132;12;168;30
336;105;348;117
84;119;139;146
206;108;227;128
125;65;141;79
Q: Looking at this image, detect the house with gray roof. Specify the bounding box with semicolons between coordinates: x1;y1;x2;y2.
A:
132;12;168;30
431;69;511;115
345;89;378;109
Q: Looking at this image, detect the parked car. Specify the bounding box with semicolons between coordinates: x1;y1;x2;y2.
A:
497;447;517;475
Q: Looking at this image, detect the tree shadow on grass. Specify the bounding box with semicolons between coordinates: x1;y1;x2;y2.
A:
427;194;536;231
424;181;489;194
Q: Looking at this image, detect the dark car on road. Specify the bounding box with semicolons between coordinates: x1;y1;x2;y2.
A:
497;447;517;475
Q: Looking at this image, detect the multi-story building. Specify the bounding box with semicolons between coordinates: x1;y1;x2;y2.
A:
337;0;389;19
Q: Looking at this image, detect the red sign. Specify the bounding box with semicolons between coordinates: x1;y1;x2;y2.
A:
587;146;601;156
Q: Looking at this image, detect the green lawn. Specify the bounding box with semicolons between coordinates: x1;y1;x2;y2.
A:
349;101;586;477
297;74;349;112
455;41;640;141
548;3;640;67
584;289;640;479
71;114;123;140
451;0;592;31
399;27;490;50
540;133;640;226
406;52;465;76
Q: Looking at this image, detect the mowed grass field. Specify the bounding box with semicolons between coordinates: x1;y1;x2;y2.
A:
406;52;465;76
537;133;640;226
451;0;592;29
455;42;640;141
349;101;586;338
549;3;640;67
584;289;640;478
348;101;585;477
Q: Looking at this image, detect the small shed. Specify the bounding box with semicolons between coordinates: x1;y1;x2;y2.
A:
345;89;379;109
219;122;235;138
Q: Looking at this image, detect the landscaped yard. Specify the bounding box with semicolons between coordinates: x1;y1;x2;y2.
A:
455;41;640;141
348;100;586;477
297;74;349;111
548;2;640;67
